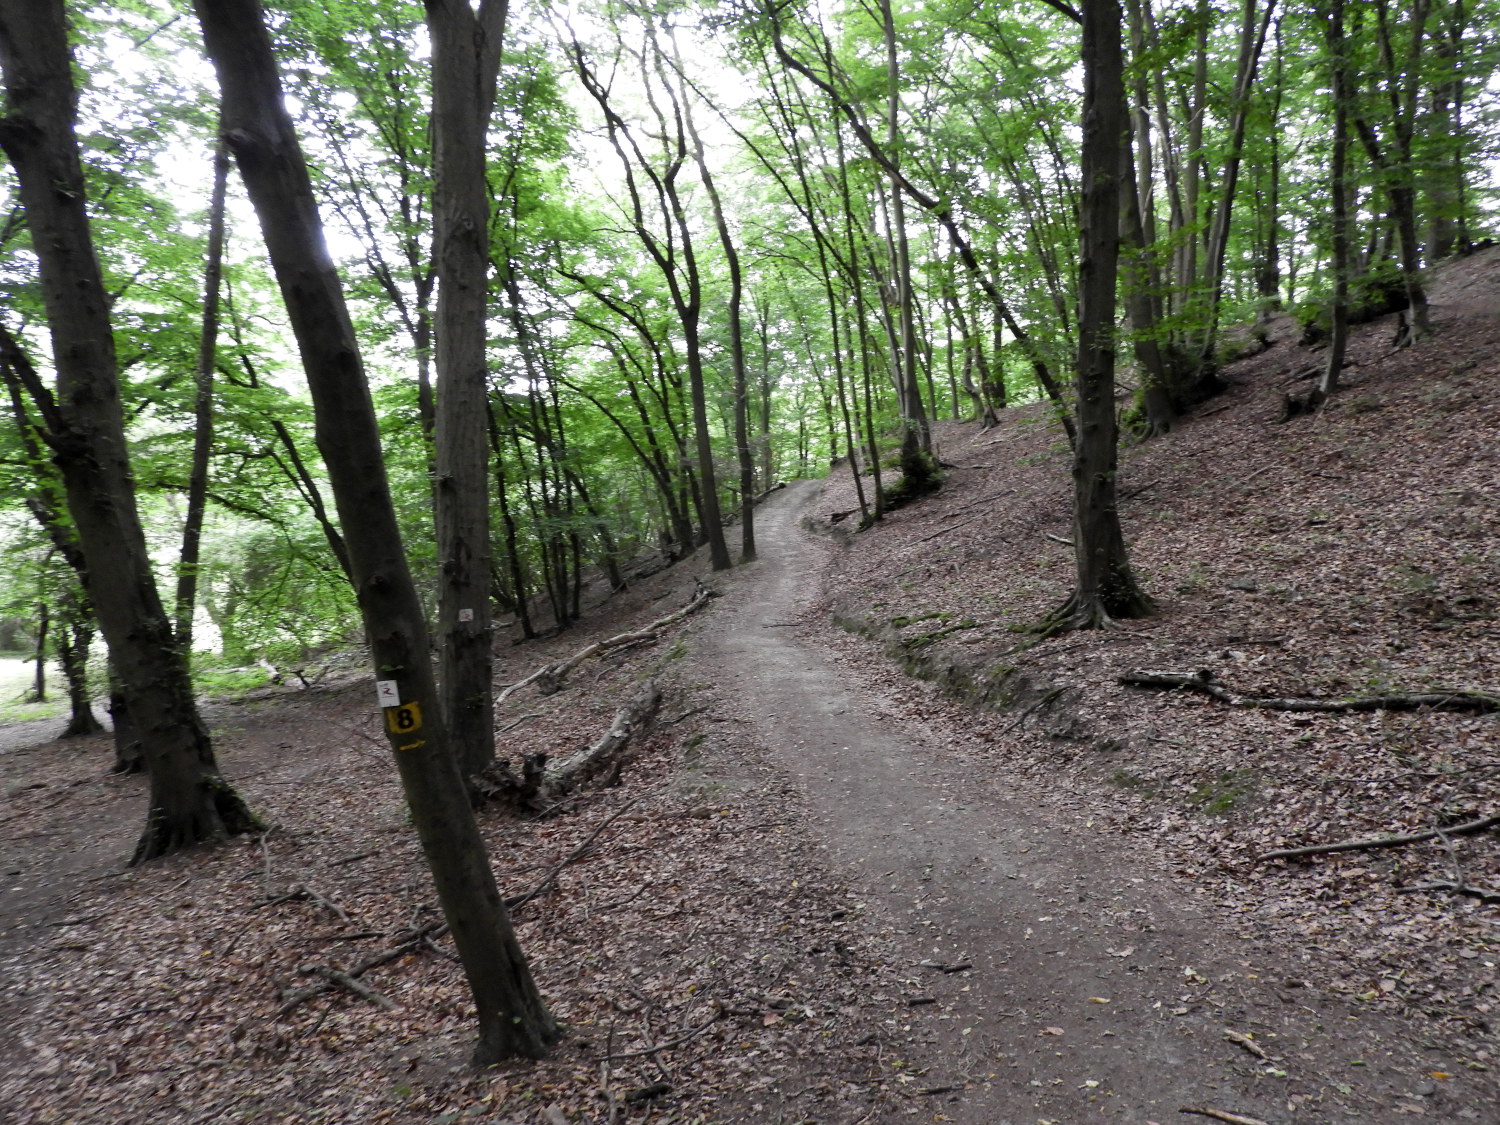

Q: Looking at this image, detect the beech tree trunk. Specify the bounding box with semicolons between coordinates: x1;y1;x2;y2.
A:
193;0;556;1063
1052;0;1155;631
428;0;507;781
0;0;259;862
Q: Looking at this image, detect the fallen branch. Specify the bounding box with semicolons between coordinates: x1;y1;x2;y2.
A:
1180;1109;1269;1125
497;583;710;704
1120;669;1500;715
304;966;396;1011
1257;812;1500;862
1398;879;1500;905
1222;1028;1269;1060
917;513;984;544
505;791;653;911
277;919;445;1017
604;1009;720;1061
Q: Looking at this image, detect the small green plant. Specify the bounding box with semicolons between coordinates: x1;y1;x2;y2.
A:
1191;770;1257;816
1109;769;1158;798
1175;563;1208;593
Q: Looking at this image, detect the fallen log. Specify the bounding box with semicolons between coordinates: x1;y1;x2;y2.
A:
476;683;663;812
497;584;710;705
1120;669;1499;715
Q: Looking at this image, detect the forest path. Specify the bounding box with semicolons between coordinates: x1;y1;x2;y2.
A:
692;479;1479;1124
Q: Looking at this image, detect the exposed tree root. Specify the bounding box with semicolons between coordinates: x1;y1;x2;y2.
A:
1120;669;1499;714
1257;812;1500;863
496;584;710;705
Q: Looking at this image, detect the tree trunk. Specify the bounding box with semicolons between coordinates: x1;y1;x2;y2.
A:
1050;0;1154;631
194;0;556;1064
1319;0;1352;400
0;0;259;862
428;0;506;782
56;597;102;738
175;135;231;652
28;600;48;703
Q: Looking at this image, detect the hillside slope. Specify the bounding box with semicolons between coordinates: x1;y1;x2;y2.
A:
813;245;1500;1056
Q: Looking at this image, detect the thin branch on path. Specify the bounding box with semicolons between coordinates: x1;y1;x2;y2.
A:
603;1008;720;1060
1179;1108;1270;1125
277;919;446;1016
1120;669;1500;714
1257;812;1500;862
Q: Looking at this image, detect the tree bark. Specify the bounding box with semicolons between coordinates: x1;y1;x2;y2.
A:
1050;0;1154;631
0;0;259;861
428;0;506;782
193;0;555;1063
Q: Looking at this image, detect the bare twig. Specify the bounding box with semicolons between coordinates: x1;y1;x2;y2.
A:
1222;1028;1269;1060
1397;879;1500;905
498;712;545;734
305;966;396;1010
497;585;710;705
277;920;446;1016
603;1009;720;1060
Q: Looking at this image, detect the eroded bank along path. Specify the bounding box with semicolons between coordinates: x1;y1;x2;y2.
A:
689;479;1487;1124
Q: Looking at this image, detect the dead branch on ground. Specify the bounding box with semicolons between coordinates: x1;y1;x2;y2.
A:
496;584;710;704
1398;879;1500;905
1120;669;1499;715
505;791;654;911
1179;1109;1270;1125
277;919;446;1016
1257;812;1500;862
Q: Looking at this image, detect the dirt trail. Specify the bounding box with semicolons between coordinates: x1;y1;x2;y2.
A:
695;480;1486;1124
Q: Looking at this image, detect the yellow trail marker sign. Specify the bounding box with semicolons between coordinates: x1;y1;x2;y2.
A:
384;701;423;736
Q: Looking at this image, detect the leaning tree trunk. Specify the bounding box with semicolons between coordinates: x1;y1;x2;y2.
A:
1049;0;1155;632
193;0;556;1065
0;0;259;862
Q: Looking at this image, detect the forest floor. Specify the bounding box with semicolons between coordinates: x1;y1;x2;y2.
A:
2;249;1499;1124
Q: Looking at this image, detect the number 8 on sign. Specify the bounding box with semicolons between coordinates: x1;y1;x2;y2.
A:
385;701;423;735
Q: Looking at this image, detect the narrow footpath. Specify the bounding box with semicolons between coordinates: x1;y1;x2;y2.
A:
692;480;1486;1124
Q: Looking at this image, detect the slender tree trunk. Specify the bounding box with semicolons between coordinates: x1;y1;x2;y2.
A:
175;135;231;651
670;37;755;562
428;0;506;782
1050;0;1154;631
28;601;47;703
194;0;555;1063
57;601;102;738
0;0;259;862
1318;0;1352;399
